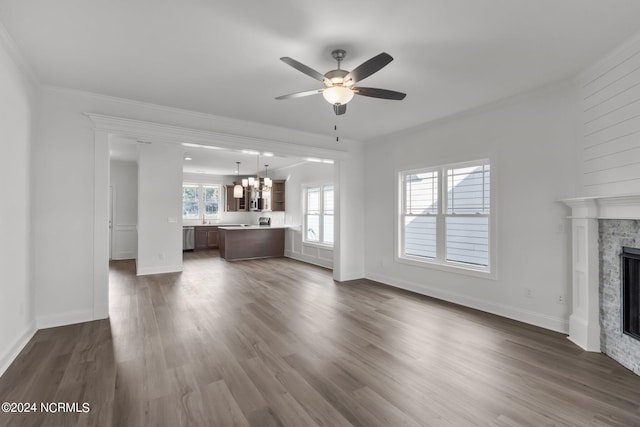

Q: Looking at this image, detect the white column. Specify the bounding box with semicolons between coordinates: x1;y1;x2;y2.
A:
562;199;600;351
93;130;110;320
333;150;365;282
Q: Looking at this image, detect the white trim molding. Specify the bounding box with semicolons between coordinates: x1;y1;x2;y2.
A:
367;272;568;333
0;324;36;378
285;250;333;270
0;19;39;87
561;194;640;352
136;264;184;276
85;113;350;161
36;309;94;330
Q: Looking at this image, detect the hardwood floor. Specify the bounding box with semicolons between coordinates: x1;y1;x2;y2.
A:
2;250;640;426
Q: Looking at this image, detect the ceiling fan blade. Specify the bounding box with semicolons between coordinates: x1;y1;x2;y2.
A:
280;57;330;84
333;104;347;115
354;87;406;100
343;52;393;86
275;89;323;100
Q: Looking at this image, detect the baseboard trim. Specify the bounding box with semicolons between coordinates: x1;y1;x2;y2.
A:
0;323;37;378
136;264;183;276
366;272;569;334
93;303;109;320
112;253;136;261
36;309;94;330
285;250;333;269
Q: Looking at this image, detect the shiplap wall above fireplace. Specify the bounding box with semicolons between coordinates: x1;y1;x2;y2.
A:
577;33;640;197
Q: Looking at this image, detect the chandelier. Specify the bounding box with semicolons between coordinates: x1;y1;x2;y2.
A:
242;156;272;194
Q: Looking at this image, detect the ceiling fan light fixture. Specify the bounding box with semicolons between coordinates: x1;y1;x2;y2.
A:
322;86;354;105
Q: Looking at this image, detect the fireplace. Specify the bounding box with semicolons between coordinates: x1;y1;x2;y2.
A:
622;247;640;341
561;195;640;376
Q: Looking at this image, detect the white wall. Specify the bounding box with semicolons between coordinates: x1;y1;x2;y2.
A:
110;160;138;260
282;162;335;269
136;143;183;275
364;82;577;333
576;33;640;196
33;91;101;327
0;27;37;375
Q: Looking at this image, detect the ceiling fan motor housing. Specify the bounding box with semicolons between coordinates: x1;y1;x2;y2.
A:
324;69;349;86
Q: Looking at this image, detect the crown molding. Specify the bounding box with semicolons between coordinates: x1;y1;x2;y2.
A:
43;84;362;148
0;18;39;87
85;113;349;161
575;30;640;87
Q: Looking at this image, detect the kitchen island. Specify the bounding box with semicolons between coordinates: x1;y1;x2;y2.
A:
218;226;287;261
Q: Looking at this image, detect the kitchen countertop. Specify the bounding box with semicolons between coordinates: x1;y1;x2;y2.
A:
184;224;247;227
218;225;289;230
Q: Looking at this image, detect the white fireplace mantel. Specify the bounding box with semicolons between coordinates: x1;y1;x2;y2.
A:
561;194;640;352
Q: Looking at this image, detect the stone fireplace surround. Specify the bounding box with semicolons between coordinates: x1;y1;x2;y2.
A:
562;195;640;375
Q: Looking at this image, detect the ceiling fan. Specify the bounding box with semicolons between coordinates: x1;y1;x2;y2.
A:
275;49;406;115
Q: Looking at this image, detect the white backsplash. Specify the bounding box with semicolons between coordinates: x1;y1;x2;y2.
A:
182;210;285;226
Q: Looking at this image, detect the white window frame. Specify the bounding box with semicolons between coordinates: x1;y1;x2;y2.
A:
396;159;496;279
182;183;222;220
182;184;201;220
303;184;334;248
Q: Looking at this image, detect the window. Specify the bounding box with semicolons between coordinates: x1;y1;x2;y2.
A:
304;185;334;246
182;184;221;220
183;185;200;219
202;185;220;217
399;160;491;273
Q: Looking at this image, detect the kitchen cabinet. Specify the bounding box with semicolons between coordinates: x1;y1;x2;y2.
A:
270;180;286;212
194;226;219;249
218;226;286;260
226;179;285;212
225;183;249;212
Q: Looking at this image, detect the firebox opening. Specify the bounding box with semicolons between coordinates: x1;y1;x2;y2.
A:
621;247;640;341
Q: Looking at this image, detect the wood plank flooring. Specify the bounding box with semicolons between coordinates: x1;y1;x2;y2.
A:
2;249;640;426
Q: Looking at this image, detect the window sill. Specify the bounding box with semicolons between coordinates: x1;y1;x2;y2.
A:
396;255;497;280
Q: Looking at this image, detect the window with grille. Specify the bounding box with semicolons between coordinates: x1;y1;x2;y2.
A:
399;160;491;273
304;185;334;246
182;183;221;220
183;185;200;219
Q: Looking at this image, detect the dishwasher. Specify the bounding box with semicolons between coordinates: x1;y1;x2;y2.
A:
183;226;195;250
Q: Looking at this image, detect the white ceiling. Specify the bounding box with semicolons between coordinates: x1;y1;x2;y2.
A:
2;1;640;141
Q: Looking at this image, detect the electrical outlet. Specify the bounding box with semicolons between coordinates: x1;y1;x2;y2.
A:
557;294;565;304
525;288;533;299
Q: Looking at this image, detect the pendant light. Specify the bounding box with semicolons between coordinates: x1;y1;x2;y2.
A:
233;162;243;198
242;155;271;193
263;165;272;189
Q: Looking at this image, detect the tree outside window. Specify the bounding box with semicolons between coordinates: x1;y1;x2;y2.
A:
183;184;221;220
